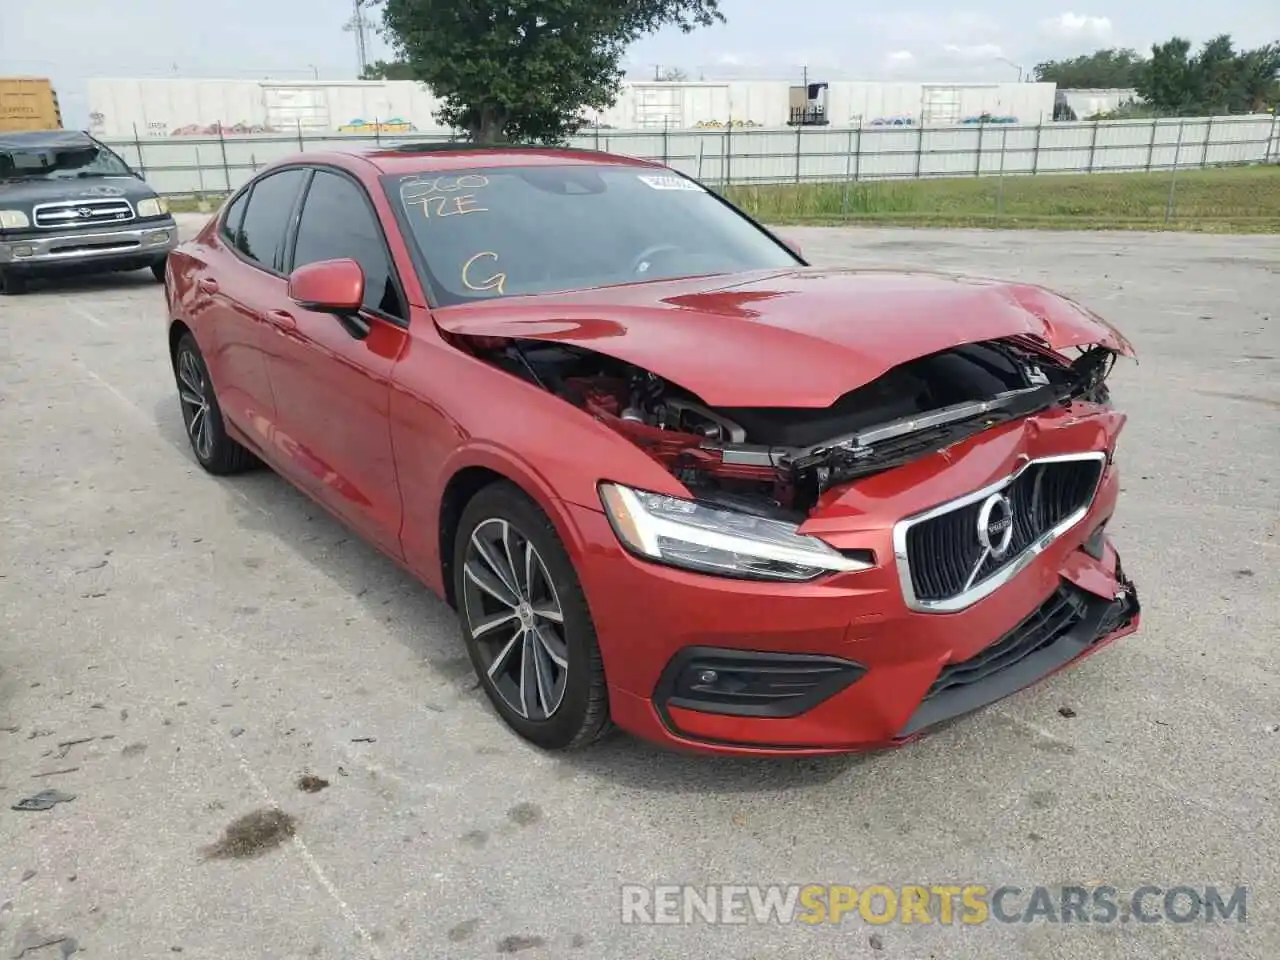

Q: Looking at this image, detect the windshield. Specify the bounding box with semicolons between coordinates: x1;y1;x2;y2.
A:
0;142;132;181
382;164;798;306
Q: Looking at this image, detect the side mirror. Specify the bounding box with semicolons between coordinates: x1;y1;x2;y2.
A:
288;258;364;314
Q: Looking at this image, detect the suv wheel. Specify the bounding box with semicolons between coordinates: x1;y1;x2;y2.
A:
0;270;28;296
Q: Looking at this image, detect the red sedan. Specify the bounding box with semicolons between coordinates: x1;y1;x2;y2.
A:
163;145;1140;756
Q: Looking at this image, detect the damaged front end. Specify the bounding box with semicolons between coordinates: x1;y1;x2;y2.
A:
449;330;1121;524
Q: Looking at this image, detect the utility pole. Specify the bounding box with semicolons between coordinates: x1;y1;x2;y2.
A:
344;0;371;76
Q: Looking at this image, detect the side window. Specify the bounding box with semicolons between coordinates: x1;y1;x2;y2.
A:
219;192;247;245
236;169;306;271
292;170;403;318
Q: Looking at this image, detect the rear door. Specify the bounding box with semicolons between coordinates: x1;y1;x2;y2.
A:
260;165;409;557
194;168;308;449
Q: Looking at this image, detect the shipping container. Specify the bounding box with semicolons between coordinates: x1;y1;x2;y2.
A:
0;77;63;133
87;77;1056;137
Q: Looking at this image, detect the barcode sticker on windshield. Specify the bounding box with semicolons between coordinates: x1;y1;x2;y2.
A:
637;175;703;191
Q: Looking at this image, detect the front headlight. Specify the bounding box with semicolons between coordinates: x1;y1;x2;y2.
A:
598;482;873;582
0;210;31;229
136;197;169;217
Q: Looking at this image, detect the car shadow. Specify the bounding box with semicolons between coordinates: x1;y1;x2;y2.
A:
151;398;867;791
16;269;159;296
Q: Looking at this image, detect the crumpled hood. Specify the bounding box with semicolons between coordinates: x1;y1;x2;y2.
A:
434;267;1136;408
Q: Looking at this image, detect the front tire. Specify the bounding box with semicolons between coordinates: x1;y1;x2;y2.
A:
453;482;611;751
173;332;257;475
151;260;167;283
0;269;28;296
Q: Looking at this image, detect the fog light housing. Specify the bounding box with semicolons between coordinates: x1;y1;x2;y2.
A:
145;229;171;245
12;245;34;258
656;647;867;719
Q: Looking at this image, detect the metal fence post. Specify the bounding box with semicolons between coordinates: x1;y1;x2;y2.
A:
195;146;206;196
794;123;802;183
1202;116;1213;168
975;120;985;176
1165;119;1186;224
841;127;854;215
662;120;669;166
1087;120;1099;173
853;121;862;182
915;122;925;178
997;127;1008;216
131;123;146;177
296;119;304;152
696;139;704;181
594;120;600;151
724;121;732;189
1031;116;1043;174
1144;118;1158;172
217;124;231;192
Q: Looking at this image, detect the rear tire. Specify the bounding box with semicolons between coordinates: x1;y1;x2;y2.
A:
173;332;258;475
453;482;612;751
0;270;28;296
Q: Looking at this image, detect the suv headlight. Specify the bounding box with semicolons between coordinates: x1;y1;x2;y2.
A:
136;197;169;217
599;482;873;582
0;210;30;229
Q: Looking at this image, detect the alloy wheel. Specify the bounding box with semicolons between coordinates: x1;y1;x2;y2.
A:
177;349;213;461
461;517;569;720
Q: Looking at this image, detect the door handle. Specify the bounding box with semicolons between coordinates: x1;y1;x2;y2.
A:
265;309;297;331
197;277;218;294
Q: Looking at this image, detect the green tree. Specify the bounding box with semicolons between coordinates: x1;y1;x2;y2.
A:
361;59;417;80
1033;49;1145;88
1134;35;1280;114
367;0;723;143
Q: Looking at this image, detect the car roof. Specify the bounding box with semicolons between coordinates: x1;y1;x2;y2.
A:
331;144;663;176
0;129;97;152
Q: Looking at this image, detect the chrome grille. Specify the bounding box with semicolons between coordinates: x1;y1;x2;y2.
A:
893;454;1105;613
32;198;135;229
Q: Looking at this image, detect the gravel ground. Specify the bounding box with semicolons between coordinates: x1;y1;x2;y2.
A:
1;216;1277;959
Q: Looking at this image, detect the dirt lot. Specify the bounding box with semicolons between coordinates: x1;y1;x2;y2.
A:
1;217;1277;959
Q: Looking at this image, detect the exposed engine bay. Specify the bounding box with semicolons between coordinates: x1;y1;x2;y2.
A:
453;333;1117;519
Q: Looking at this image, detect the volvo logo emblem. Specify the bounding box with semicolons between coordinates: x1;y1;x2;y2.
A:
976;492;1015;560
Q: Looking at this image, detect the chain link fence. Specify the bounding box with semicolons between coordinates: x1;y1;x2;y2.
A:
108;113;1280;230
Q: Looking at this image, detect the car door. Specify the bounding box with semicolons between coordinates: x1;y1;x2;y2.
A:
196;168;308;450
261;166;409;558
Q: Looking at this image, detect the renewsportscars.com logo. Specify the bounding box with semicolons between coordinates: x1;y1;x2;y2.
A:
620;884;1248;926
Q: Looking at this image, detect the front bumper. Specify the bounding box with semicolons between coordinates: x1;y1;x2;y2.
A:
564;405;1141;756
0;217;178;272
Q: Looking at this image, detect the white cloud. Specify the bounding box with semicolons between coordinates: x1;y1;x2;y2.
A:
943;42;1005;60
1040;13;1114;41
884;50;915;71
716;52;742;65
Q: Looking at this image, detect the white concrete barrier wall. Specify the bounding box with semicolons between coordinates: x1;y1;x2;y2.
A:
101;114;1280;197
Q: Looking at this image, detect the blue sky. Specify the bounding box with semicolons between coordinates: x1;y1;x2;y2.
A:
1;0;1274;125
